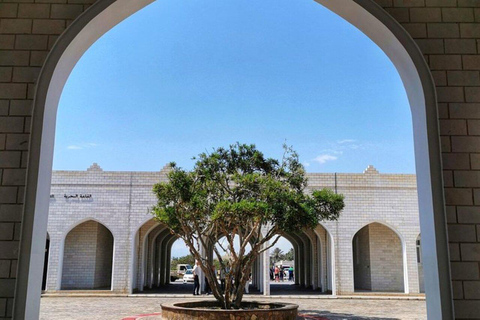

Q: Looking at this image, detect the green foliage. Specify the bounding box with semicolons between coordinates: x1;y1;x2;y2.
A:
284;248;294;261
152;143;344;308
270;248;284;264
171;254;195;269
270;247;294;264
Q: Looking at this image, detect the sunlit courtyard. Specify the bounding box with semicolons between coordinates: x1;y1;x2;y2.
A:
40;296;426;320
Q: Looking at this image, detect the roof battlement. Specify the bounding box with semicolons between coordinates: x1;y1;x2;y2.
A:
364;165;379;174
87;163;103;172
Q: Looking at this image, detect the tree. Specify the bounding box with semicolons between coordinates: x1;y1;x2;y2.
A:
284;248;294;261
152;143;344;309
170;254;195;270
271;247;284;264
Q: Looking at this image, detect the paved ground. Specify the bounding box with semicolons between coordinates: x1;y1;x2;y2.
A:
40;295;427;320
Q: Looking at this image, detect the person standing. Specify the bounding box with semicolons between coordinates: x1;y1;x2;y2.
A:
220;267;226;292
205;265;215;295
192;260;200;295
244;272;251;293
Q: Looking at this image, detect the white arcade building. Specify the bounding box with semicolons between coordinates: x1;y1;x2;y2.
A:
42;163;424;295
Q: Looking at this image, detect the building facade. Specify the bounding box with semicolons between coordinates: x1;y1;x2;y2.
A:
44;163;423;295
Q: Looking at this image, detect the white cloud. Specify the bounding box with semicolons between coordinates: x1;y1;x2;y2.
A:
85;143;99;147
337;139;356;144
67;143;99;150
304;162;310;167
313;154;337;164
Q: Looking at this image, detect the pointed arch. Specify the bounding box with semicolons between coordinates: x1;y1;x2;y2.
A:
15;0;451;318
352;222;405;293
59;219;114;290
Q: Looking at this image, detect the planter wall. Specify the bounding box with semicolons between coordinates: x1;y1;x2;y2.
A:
161;301;298;320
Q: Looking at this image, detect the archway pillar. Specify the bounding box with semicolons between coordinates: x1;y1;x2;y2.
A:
110;231;128;292
294;244;300;286
337;235;355;294
160;237;169;285
45;233;62;291
262;241;270;296
406;239;420;294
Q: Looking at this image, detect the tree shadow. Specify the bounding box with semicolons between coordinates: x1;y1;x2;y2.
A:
298;310;400;320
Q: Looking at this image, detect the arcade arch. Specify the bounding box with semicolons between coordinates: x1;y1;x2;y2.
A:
15;0;452;319
133;219;184;292
269;224;333;294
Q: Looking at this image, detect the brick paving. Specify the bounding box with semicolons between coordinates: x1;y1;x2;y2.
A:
39;296;426;320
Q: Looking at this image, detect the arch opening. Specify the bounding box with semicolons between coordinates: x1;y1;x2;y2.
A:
60;220;114;290
352;222;404;293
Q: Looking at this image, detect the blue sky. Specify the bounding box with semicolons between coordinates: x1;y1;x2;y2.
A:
53;0;415;175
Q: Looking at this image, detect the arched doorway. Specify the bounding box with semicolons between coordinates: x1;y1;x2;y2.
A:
60;220;114;290
15;0;451;318
41;233;50;291
352;222;404;293
269;235;296;294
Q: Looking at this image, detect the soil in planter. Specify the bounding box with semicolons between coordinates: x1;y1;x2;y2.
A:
182;301;284;310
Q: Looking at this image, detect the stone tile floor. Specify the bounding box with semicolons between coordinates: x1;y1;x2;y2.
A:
40;296;427;320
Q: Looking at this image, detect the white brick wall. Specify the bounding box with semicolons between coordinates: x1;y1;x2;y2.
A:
60;221;113;289
369;223;404;292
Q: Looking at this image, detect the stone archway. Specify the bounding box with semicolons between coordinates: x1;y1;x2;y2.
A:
14;1;451;318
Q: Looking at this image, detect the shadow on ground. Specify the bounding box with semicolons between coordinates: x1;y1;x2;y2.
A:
140;281;330;296
298;310;399;320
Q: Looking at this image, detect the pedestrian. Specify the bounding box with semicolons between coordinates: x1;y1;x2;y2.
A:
220;267;226;291
192;260;200;295
244;272;251;293
279;265;284;281
205;265;215;295
289;266;294;281
274;266;279;282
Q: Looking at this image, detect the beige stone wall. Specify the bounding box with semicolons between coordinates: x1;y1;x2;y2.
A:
0;1;94;316
372;0;480;317
0;0;479;319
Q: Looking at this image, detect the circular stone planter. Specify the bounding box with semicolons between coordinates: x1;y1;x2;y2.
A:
161;300;298;320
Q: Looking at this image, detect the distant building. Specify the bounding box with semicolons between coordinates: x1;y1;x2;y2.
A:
43;164;424;295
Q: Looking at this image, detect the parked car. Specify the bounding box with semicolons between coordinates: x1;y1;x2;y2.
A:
183;269;194;283
170;263;192;281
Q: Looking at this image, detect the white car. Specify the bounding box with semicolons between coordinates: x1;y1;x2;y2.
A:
183;269;194;283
